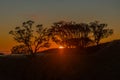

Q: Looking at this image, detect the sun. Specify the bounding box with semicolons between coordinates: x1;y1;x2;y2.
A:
59;46;64;49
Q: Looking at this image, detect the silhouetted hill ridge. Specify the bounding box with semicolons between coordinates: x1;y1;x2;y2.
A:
40;39;120;56
0;39;120;80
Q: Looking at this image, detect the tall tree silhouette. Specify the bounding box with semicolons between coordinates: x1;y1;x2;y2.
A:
90;21;113;46
9;20;50;55
78;23;92;48
49;21;92;48
48;21;67;47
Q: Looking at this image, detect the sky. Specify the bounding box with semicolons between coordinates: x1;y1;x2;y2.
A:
0;0;120;53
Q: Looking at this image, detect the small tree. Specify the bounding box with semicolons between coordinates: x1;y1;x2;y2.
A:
90;21;113;46
11;45;29;54
9;20;50;55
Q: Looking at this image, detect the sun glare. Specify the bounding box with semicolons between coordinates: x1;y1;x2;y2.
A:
59;46;64;49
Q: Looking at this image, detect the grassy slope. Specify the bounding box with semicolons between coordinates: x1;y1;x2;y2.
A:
0;40;120;80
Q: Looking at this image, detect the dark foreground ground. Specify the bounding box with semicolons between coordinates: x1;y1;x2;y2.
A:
0;40;120;80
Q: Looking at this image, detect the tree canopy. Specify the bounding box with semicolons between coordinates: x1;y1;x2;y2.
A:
49;21;92;48
90;21;113;45
9;20;50;54
49;21;113;48
9;20;113;54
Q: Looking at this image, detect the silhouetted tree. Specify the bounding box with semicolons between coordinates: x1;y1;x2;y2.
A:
11;45;30;54
48;21;68;47
9;20;50;55
49;21;92;48
77;23;92;48
90;21;113;46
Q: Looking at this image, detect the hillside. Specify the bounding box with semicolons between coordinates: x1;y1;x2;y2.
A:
0;40;120;80
95;40;120;80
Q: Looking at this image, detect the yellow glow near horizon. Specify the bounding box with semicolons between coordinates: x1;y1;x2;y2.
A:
59;46;64;49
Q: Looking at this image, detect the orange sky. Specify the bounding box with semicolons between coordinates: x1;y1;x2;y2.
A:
0;0;120;54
